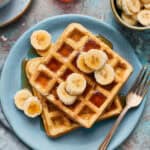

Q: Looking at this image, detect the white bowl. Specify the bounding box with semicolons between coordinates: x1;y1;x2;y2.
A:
0;0;10;9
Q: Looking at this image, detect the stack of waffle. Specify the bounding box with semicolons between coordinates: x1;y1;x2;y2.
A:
25;23;133;137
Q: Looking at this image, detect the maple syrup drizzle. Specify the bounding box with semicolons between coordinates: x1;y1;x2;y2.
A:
82;84;91;97
46;101;57;112
72;53;79;67
67;100;80;110
61;69;73;80
69;30;84;41
36;73;50;88
46;58;62;72
83;40;100;51
51;83;59;99
102;81;117;91
90;91;106;107
28;103;41;115
58;43;73;57
105;102;116;112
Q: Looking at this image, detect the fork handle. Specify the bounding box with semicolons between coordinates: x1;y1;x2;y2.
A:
98;105;130;150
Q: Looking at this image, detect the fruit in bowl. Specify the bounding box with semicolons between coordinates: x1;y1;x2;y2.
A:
110;0;150;30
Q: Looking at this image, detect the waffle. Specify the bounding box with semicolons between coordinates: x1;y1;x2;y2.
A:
29;23;133;128
33;88;122;138
26;58;122;137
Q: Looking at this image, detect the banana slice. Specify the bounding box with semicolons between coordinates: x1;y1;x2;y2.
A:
122;0;134;15
57;82;77;105
94;64;115;85
137;9;150;26
14;89;32;110
121;13;137;25
26;58;42;78
77;52;93;73
36;46;51;57
31;30;51;51
141;0;150;4
126;0;141;13
84;49;108;71
116;0;123;9
144;3;150;9
23;96;42;118
66;73;86;96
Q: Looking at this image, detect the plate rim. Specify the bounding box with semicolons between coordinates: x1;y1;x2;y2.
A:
0;14;144;150
0;0;32;27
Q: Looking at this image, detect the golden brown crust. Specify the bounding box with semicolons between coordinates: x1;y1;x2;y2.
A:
26;57;123;138
28;23;133;128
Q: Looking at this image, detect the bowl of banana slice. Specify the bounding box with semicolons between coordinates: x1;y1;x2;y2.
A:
110;0;150;30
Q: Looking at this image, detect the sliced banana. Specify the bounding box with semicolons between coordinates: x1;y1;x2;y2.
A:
57;82;77;105
116;0;123;9
23;96;42;118
121;13;137;25
94;64;115;86
77;52;93;73
126;0;141;13
36;46;51;57
122;0;135;15
26;58;41;78
31;30;51;51
66;73;86;96
84;49;108;71
14;89;32;110
144;3;150;9
137;9;150;26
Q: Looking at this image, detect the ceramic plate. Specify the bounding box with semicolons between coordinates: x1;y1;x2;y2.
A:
0;0;31;27
0;15;144;150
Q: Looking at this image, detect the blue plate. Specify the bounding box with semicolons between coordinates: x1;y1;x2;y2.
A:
0;15;144;150
0;0;31;27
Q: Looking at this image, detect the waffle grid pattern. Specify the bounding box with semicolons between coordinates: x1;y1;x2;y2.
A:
33;88;122;138
30;23;133;128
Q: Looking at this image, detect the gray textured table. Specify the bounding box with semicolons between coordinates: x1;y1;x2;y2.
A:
0;0;150;150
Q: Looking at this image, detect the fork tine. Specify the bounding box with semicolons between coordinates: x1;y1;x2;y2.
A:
140;75;150;96
129;66;147;93
138;66;150;96
141;84;150;98
135;68;148;94
142;71;149;87
140;78;150;97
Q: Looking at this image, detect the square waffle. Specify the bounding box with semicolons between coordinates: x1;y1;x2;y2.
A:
30;23;133;128
32;88;122;138
26;58;122;137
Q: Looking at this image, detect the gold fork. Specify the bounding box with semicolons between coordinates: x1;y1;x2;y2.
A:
99;65;150;150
